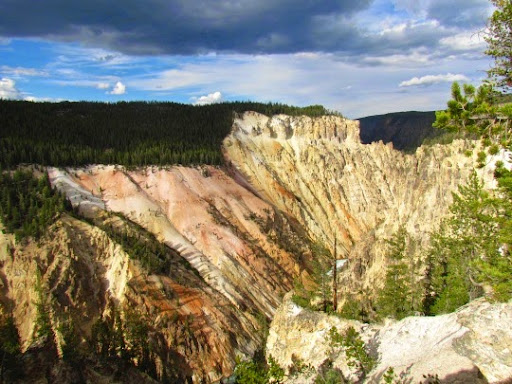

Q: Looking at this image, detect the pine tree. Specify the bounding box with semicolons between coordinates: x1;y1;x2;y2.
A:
377;226;420;319
485;0;512;92
425;171;506;314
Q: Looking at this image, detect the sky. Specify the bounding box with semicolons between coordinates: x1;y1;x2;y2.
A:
0;0;495;118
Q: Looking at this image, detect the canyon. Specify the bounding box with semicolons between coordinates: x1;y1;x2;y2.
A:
0;111;510;382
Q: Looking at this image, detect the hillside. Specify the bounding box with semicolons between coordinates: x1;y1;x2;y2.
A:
358;111;441;151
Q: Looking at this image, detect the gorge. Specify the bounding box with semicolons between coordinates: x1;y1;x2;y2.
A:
0;111;510;383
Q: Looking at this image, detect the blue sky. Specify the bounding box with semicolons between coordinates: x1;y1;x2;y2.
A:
0;0;494;118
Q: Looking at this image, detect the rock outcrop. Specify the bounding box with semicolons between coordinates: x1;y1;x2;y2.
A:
267;294;512;383
223;111;500;300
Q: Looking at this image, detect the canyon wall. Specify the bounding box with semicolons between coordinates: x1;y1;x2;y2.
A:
223;111;501;297
1;165;314;382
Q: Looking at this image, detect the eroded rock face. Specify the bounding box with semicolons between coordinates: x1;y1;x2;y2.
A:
1;215;261;382
267;294;512;383
223;111;498;298
50;165;302;318
0;164;315;382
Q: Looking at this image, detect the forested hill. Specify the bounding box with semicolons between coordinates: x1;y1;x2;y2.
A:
358;111;441;151
0;100;330;168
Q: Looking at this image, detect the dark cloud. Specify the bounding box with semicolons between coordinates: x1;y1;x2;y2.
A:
0;0;492;57
427;0;491;28
0;0;373;54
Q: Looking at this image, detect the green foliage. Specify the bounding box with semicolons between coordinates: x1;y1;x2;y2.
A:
327;326;375;377
99;216;172;275
340;327;375;375
314;363;345;384
234;354;284;384
267;356;285;384
489;144;500;155
381;366;415;384
339;295;367;322
291;241;333;312
0;170;72;241
424;226;471;314
58;318;81;363
234;357;267;384
431;3;512;307
424;170;512;313
0;315;23;382
33;269;52;340
433;81;511;147
90;308;157;378
485;0;512;92
433;83;487;134
477;151;487;168
0;100;333;168
288;354;314;377
291;293;311;309
383;367;396;384
376;226;422;320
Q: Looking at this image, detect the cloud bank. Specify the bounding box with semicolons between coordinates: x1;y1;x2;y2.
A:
399;73;470;87
0;0;492;58
0;77;21;99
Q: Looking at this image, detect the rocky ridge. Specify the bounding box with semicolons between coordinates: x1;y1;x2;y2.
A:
266;293;512;383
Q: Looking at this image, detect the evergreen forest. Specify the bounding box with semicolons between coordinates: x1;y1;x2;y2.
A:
0;170;73;241
0;100;331;168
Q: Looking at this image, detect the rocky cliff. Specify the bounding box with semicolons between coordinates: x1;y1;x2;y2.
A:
0;111;508;382
223;111;501;302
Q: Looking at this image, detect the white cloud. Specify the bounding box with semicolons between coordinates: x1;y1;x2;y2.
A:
439;31;487;52
378;22;408;36
96;82;110;90
0;65;48;77
109;81;126;95
0;77;21;99
126;52;490;118
399;73;469;87
363;50;432;66
24;96;65;102
192;91;223;105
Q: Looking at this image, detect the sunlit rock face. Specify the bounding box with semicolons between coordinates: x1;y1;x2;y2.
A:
50;165;303;318
267;294;512;383
223;111;497;298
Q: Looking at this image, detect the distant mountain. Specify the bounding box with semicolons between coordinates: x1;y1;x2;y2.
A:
358;111;441;151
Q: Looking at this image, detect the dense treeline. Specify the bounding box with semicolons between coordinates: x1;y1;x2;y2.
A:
0;100;332;168
0;170;72;240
